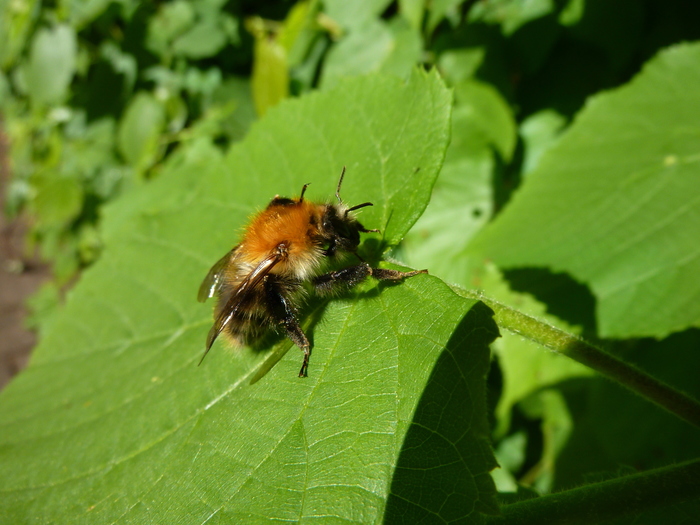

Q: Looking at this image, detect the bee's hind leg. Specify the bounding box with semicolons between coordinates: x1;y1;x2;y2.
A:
297;344;311;378
265;279;311;377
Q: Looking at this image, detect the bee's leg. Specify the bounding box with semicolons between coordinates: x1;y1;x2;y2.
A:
313;263;427;296
265;279;311;377
371;267;429;280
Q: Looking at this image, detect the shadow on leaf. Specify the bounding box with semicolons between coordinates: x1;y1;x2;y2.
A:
385;300;501;523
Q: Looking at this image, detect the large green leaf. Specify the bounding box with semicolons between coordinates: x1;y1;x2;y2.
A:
469;42;700;338
0;70;499;522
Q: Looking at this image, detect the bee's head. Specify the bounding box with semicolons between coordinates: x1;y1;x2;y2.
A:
320;204;363;253
318;167;377;257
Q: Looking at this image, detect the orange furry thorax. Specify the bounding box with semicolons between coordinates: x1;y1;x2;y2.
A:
240;200;325;278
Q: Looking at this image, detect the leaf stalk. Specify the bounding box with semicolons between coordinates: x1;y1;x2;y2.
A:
459;290;700;429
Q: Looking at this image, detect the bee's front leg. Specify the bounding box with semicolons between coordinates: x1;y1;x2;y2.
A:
265;278;311;377
312;263;427;296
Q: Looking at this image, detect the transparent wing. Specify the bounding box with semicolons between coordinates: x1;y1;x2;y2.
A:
197;246;239;303
199;251;283;365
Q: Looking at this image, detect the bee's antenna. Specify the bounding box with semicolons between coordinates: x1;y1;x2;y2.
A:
346;202;373;217
299;182;311;202
335;166;347;203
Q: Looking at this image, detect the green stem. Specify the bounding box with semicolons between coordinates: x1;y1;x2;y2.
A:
458;289;700;429
484;459;700;525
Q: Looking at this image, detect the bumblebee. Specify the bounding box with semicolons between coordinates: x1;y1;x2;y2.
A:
198;168;427;377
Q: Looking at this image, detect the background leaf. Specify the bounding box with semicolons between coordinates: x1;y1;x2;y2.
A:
0;0;39;69
248;18;290;117
63;0;124;28
323;0;393;30
30;171;83;226
321;17;422;90
25;24;77;106
171;20;228;60
117;91;166;171
470;0;556;36
0;70;502;523
468;42;700;339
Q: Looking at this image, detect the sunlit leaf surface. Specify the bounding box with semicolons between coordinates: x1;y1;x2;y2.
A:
469;43;700;338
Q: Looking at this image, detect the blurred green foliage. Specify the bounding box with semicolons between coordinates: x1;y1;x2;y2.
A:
2;0;700;522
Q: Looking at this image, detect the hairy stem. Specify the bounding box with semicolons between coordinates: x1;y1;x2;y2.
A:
457;289;700;429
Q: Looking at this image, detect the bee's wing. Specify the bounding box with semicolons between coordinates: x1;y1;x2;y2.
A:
199;251;283;365
197;246;239;303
